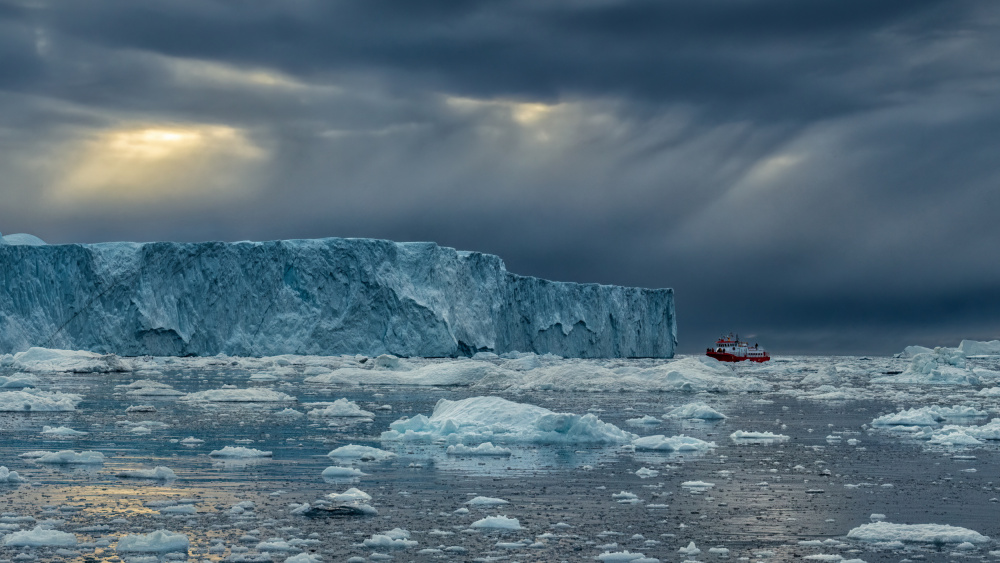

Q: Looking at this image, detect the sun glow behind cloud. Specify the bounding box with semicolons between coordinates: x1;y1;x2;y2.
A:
48;123;267;207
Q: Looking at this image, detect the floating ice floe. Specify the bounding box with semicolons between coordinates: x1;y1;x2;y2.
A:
284;554;322;563
306;398;374;418
678;541;701;555
871;406;987;427
11;347;131;373
275;408;305;418
632;434;716;452
626;415;662;425
0;373;38;388
209;446;273;458
665;402;726;420
363;528;417;549
328;487;372;503
0;466;26;482
321;466;366;478
0;390;82;412
327;444;396;461
32;450;106;464
635;467;659;478
116;466;177;480
180;436;204;445
125;405;157;413
116;529;190;552
181;388;295;402
470;515;522;530
847;522;989;544
446;442;513;456
595;550;658;562
873;348;979;385
3;526;77;546
680;481;715;492
124;381;184;396
41;425;88;436
380;396;636;445
730;430;790;444
466;496;509;506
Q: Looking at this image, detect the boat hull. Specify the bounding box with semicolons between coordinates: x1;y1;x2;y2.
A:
706;351;770;363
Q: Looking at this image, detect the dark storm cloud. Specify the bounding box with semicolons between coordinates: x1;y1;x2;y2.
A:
1;0;999;354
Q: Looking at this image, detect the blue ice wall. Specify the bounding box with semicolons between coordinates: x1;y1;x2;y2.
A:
0;238;675;358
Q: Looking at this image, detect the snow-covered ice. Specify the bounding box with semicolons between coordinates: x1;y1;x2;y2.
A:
326;444;396;461
380;396;635;444
847;522;989;544
3;526;77;546
632;434;716;452
446;442;513;456
470;515;522;530
208;446;273;458
116;530;190;552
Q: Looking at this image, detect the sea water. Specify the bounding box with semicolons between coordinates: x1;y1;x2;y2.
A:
1;354;999;562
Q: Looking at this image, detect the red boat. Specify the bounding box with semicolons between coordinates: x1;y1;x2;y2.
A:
706;333;770;362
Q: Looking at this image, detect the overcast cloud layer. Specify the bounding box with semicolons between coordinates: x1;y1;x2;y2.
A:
2;0;999;354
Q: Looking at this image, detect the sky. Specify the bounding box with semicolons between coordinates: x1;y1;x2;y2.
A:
2;0;999;355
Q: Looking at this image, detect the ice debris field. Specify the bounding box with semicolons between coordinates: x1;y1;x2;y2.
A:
1;343;1000;562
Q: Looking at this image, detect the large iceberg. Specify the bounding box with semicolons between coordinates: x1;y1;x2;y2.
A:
0;237;675;358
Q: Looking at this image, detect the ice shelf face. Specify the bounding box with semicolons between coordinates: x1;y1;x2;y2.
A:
0;238;675;358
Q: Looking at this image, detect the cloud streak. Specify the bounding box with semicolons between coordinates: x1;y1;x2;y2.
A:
1;0;999;353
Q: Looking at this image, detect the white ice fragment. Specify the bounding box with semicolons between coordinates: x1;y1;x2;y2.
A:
730;431;790;443
327;444;395;461
626;415;662;425
466;496;509;506
327;487;372;503
446;442;513;456
381;396;635;445
209;446;272;458
41;426;87;436
181;388;295;402
363;528;417;549
179;436;204;445
12;347;129;373
680;481;715;491
632;434;716;452
595;551;655;562
470;515;522;530
678;541;700;555
321;466;366;478
116;466;177;480
847;522;989;544
665;402;726;420
116;530;190;552
307;398;374;418
635;467;659;478
34;450;105;464
871;406;986;427
3;526;77;546
284;553;322;563
0;466;26;482
0;390;82;412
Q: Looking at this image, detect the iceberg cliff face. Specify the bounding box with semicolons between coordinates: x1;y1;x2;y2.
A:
0;238;675;358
